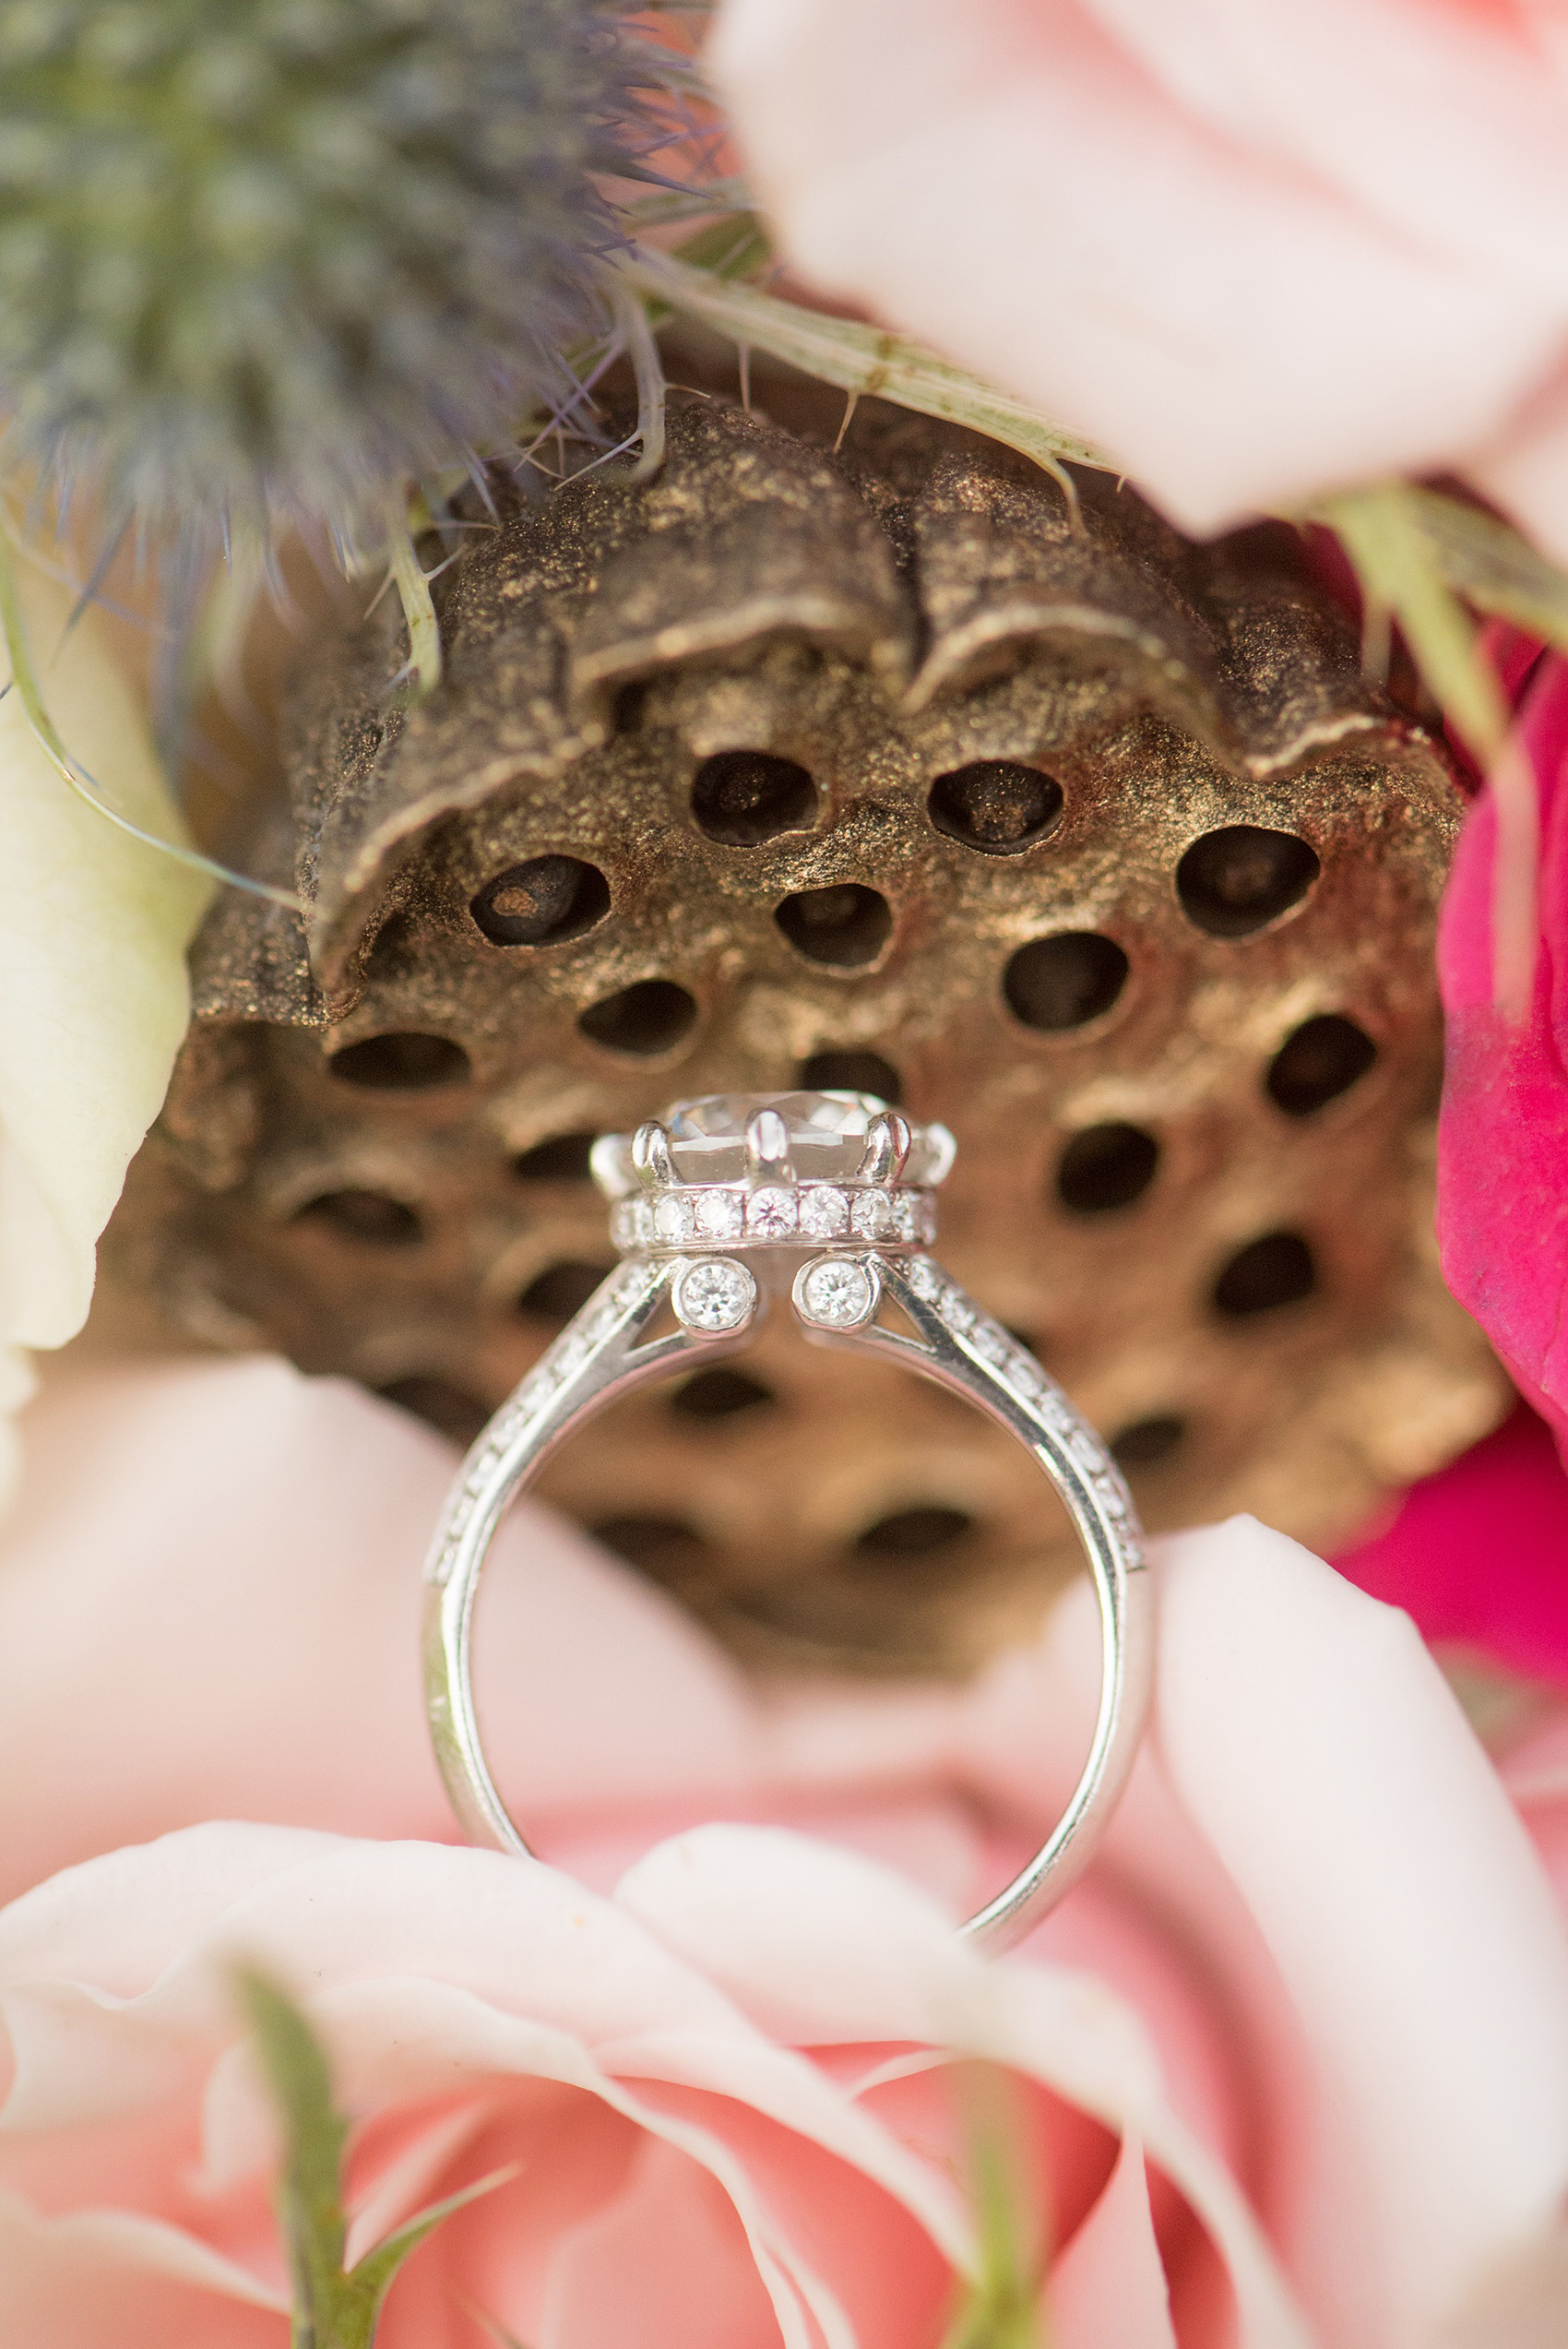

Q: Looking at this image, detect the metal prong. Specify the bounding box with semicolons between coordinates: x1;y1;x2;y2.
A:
631;1120;673;1189
856;1111;911;1186
745;1106;794;1183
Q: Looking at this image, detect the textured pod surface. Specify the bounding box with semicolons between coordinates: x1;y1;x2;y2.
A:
112;391;1507;1674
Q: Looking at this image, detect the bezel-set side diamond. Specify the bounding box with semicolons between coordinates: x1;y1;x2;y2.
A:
794;1253;880;1330
672;1256;758;1333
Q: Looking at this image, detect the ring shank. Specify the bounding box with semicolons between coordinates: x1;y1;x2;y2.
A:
423;1251;1153;1951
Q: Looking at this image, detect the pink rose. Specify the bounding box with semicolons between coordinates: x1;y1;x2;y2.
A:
4;1357;1568;2343
707;0;1568;552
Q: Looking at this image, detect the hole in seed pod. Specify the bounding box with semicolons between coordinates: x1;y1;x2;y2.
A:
1177;827;1320;938
1004;933;1128;1031
517;1259;613;1325
1213;1231;1317;1318
692;750;816;843
613;679;650;733
593;1515;709;1578
513;1130;599;1182
671;1367;778;1420
294;1188;423;1246
470;855;611;948
577;979;698;1055
1055;1123;1159;1214
1111;1413;1185;1469
364;910;413;978
327;1032;471;1089
928;759;1063;852
854;1506;974;1557
796;1049;903;1104
377;1377;489;1446
1265;1014;1377;1116
775;884;893;968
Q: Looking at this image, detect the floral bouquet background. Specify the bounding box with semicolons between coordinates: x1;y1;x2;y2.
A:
7;2;1568;2344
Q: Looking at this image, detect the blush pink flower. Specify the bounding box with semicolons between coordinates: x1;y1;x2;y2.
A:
3;1358;1568;2344
707;0;1568;551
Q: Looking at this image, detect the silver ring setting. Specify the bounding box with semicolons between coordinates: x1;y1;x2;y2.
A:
423;1091;1154;1950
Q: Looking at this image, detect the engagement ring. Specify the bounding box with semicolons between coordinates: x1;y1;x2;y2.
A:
423;1091;1154;1949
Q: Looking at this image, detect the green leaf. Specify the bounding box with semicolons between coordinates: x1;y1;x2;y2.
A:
236;1969;350;2349
236;1968;517;2349
1313;483;1508;764
1401;488;1568;654
617;244;1111;504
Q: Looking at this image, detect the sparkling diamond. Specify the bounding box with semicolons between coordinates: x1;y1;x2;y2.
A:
673;1257;757;1332
972;1321;1008;1364
599;1091;956;1192
555;1331;589;1377
612;1263;649;1307
612;1201;638;1250
906;1257;942;1301
851;1188;897;1240
654;1192;696;1245
748;1186;797;1238
1070;1428;1102;1472
940;1288;977;1334
695;1187;744;1240
797;1256;876;1329
892;1192;921;1241
799;1185;849;1238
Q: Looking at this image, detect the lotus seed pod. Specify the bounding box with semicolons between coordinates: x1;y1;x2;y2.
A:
0;0;636;547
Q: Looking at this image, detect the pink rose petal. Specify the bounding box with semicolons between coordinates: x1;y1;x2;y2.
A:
707;0;1568;536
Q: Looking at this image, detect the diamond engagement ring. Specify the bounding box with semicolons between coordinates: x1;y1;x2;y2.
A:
423;1091;1154;1950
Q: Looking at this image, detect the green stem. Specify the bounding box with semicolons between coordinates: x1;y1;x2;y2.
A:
617;244;1110;506
0;521;299;910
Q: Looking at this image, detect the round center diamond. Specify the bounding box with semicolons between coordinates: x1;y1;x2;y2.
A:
593;1091;956;1196
797;1256;877;1330
672;1258;757;1333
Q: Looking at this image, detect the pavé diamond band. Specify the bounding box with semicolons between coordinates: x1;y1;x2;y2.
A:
423;1091;1155;1950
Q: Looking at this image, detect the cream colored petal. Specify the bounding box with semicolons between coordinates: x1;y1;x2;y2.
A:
0;565;207;1485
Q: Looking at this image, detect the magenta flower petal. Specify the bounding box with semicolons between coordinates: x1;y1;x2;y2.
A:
1437;649;1568;1459
1336;1408;1568;1686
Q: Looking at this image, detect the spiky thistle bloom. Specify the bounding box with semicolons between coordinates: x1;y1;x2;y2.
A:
0;0;641;554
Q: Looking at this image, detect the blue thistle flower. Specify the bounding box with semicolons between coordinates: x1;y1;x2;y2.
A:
0;0;643;552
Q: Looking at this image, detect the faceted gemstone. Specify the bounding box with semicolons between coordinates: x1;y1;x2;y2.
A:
799;1185;849;1238
905;1257;942;1301
893;1193;921;1241
798;1256;876;1329
674;1258;757;1332
940;1289;977;1333
747;1186;797;1238
654;1193;697;1245
695;1187;745;1239
972;1321;1008;1364
851;1188;897;1240
598;1091;955;1190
